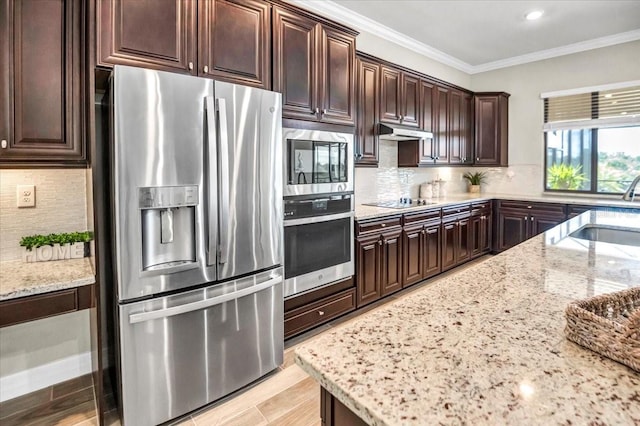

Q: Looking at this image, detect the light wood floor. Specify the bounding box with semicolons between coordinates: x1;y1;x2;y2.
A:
1;256;489;426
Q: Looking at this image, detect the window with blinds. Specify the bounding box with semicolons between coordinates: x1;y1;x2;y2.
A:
542;81;640;194
543;84;640;131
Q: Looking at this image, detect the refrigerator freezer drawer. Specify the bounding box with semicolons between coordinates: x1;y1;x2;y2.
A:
118;268;284;426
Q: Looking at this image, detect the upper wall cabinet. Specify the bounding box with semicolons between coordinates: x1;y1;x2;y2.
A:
97;0;271;89
355;56;379;166
474;92;509;166
379;66;420;128
273;5;356;126
0;0;85;165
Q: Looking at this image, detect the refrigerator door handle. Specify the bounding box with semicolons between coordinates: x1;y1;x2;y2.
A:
128;275;282;324
217;98;230;264
205;96;219;266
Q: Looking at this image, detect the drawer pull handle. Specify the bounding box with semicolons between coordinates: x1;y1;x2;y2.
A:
381;223;386;227
318;310;325;316
527;205;532;209
1;139;6;149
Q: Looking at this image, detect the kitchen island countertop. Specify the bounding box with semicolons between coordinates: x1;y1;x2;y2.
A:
295;210;640;425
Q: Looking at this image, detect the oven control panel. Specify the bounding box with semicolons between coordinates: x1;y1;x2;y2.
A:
284;193;352;219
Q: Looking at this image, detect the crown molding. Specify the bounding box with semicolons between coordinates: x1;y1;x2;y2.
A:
472;29;640;74
289;1;640;75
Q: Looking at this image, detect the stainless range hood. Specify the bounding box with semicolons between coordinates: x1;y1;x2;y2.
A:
377;123;434;141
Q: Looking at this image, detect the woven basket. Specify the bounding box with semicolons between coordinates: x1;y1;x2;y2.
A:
565;286;640;372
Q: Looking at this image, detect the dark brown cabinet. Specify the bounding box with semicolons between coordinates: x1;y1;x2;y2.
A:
198;0;271;87
474;92;509;166
494;200;566;252
0;0;85;164
470;201;492;258
98;0;197;74
273;6;356;125
401;209;442;287
355;216;403;307
355;55;379;166
441;204;471;271
98;0;271;88
379;66;420;128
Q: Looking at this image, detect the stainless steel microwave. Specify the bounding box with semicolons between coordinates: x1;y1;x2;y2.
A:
283;128;354;197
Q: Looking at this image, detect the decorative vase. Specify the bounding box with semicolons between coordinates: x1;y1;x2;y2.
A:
469;184;481;193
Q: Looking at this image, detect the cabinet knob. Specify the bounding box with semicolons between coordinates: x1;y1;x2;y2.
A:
322;109;327;115
476;157;479;161
378;240;383;246
315;108;320;114
203;65;209;73
531;216;534;221
399;115;404;120
188;62;194;70
1;139;6;149
527;205;532;209
318;310;325;316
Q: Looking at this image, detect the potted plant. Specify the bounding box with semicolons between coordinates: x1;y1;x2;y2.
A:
20;231;93;262
547;163;586;190
462;171;487;193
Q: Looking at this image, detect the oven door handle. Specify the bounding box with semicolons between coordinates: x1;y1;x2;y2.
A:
284;211;353;227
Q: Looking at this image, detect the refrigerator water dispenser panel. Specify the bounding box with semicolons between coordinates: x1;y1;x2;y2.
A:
139;186;198;272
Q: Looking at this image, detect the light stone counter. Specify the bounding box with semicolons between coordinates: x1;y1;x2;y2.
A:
295;210;640;425
0;258;95;301
355;192;640;220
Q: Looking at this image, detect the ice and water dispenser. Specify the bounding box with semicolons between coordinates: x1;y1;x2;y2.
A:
139;186;198;272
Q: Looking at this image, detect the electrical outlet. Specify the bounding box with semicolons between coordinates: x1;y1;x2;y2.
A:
17;184;35;208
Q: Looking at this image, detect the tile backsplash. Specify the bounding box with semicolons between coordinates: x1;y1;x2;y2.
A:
354;140;542;204
0;169;88;261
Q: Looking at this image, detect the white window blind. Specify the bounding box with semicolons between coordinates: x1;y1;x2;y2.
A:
542;83;640;131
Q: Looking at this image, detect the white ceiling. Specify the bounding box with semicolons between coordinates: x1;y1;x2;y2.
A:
293;0;640;73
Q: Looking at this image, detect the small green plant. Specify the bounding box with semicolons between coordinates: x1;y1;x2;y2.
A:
20;231;93;251
547;163;587;190
462;171;488;185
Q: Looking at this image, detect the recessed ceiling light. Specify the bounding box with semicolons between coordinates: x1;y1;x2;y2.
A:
525;10;544;20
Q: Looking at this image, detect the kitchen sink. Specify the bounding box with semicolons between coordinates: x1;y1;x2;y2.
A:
569;225;640;247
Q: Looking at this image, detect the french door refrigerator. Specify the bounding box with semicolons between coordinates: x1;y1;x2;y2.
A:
108;65;283;426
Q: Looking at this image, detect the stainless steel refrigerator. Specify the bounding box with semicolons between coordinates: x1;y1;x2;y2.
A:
108;65;283;426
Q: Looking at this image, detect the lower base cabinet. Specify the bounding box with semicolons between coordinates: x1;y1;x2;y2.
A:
494;201;566;252
284;278;355;339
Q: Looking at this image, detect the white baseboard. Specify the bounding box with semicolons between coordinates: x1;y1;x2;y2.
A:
0;351;92;402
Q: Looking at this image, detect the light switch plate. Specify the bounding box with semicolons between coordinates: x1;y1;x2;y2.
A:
17;184;35;208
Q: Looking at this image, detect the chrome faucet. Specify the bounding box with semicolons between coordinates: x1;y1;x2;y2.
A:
622;175;640;201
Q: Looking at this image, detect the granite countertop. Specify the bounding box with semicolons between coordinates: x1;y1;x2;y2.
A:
295;210;640;425
355;192;640;220
0;258;96;301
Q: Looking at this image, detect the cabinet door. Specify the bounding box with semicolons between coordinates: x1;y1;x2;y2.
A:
198;0;270;88
423;224;441;278
470;215;483;258
98;0;197;74
474;93;509;166
402;225;423;287
379;66;401;124
461;93;474;164
496;208;529;252
434;86;449;163
457;217;471;265
400;73;420;127
380;229;402;296
273;7;317;120
355;57;379;166
0;0;84;163
530;213;565;237
441;221;457;272
355;234;381;308
448;89;463;163
481;213;492;253
319;26;355;125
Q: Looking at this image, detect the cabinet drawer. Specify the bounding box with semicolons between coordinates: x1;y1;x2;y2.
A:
442;204;470;221
356;216;402;235
284;288;356;339
403;208;441;225
471;201;492;214
499;200;565;215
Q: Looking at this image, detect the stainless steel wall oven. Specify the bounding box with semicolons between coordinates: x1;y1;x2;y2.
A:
284;193;354;298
